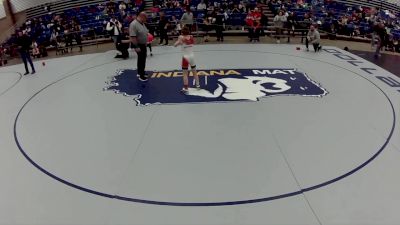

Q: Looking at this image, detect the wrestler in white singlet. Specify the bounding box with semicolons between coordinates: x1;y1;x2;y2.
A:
180;35;196;70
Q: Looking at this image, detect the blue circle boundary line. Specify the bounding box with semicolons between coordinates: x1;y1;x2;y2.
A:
0;71;22;97
13;49;396;206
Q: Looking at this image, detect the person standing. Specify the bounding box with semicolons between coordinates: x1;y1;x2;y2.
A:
130;12;149;81
174;26;200;93
273;10;287;44
107;17;123;47
215;8;226;42
374;22;386;58
259;8;268;37
286;12;295;43
158;12;169;45
16;31;35;75
72;20;83;52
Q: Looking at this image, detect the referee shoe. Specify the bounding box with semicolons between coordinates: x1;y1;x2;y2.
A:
138;74;149;82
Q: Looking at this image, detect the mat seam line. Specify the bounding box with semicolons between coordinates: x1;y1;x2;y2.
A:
271;134;323;225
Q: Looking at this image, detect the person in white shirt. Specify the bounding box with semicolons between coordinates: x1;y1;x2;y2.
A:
306;24;321;52
273;10;287;43
106;17;123;47
119;2;127;16
197;0;207;11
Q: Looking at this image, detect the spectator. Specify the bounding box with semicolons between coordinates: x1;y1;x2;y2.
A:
71;20;83;52
246;8;261;42
32;39;40;58
203;14;213;42
374;22;387;58
170;16;181;35
125;13;135;24
158;12;169;45
107;0;116;14
238;2;245;12
306;24;321;52
107;17;123;47
197;0;207;11
181;7;194;31
64;25;74;52
0;46;5;66
259;8;268;37
328;23;337;40
115;28;130;59
16;31;35;75
231;5;241;14
299;13;312;43
273;10;287;43
183;0;190;7
286;12;295;43
215;8;227;42
119;2;127;16
250;19;261;42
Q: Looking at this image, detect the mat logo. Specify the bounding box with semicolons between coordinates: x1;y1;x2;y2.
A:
105;68;327;106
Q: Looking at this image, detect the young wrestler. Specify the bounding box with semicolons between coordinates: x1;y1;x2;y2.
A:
174;26;200;93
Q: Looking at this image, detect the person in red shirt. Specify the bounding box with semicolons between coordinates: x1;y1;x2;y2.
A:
246;8;262;42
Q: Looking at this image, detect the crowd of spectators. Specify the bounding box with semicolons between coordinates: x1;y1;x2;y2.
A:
1;0;400;65
0;0;145;62
267;0;400;51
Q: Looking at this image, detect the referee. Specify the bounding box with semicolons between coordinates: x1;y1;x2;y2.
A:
129;12;149;81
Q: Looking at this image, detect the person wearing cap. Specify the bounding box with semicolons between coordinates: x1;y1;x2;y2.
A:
129;12;149;81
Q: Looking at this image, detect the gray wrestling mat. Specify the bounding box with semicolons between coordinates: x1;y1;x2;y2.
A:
0;44;399;225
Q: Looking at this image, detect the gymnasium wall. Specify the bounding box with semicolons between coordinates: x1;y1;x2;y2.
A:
0;2;6;19
9;0;58;13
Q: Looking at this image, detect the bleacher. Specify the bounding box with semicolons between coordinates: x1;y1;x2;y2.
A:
2;0;399;54
25;2;143;48
26;0;106;19
269;0;400;40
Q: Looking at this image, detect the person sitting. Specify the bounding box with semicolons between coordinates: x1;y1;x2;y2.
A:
170;16;181;35
32;40;40;58
203;13;214;42
246;8;261;42
106;0;116;14
250;20;262;42
231;5;241;13
306;24;321;52
286;11;295;42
